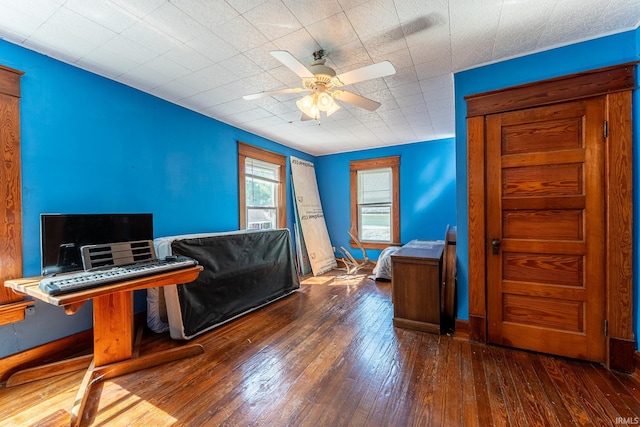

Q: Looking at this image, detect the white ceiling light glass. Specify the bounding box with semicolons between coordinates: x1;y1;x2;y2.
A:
296;91;340;120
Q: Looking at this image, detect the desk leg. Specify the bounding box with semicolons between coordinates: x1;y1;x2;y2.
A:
70;290;205;426
5;354;93;387
92;291;133;367
70;360;96;427
69;345;204;426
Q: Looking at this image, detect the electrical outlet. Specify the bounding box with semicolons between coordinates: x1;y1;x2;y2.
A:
25;306;35;316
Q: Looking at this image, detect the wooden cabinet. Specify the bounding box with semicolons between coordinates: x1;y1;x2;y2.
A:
391;241;444;334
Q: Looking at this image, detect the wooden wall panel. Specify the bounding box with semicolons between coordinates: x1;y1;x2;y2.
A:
0;65;21;98
0;65;23;309
502;210;583;240
502;294;584;332
502;253;582;286
501;118;583;154
466;115;486;340
606;91;633;342
466;62;636;117
502;163;583;197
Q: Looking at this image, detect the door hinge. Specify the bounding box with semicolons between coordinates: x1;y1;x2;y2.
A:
604;120;609;138
604;319;608;336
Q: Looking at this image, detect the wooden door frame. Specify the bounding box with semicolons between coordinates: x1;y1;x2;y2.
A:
0;64;29;325
465;62;636;372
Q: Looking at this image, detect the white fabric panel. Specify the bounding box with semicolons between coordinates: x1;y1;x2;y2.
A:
290;156;337;276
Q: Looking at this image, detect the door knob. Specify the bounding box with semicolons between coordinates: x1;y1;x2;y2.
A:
491;238;501;255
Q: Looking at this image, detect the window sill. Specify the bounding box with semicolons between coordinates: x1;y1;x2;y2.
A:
351;240;401;250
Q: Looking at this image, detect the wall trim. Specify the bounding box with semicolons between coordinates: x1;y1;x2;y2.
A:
465;62;637;117
454;319;469;341
634;351;640;378
0;300;33;326
0;329;92;383
609;337;635;373
0;63;24;317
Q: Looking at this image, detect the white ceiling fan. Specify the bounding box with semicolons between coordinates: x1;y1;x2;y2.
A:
243;50;396;121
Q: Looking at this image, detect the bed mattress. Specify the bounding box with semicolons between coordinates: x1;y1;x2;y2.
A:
147;229;300;339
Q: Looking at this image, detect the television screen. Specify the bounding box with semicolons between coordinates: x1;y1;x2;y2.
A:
40;213;153;275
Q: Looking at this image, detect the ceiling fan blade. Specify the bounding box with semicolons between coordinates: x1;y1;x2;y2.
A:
270;50;314;79
333;91;381;111
300;113;313;121
332;61;396;87
243;87;308;100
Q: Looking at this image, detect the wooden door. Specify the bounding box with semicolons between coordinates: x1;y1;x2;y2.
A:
485;98;606;362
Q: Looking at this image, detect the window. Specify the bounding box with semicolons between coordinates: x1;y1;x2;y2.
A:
238;142;286;230
350;156;400;249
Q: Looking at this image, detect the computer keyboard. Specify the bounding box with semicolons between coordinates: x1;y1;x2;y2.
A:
39;256;198;296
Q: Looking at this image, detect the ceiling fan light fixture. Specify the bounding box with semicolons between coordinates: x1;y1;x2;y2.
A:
298;93;314;109
245;50;394;121
297;94;320;120
317;92;333;111
297;91;339;120
326;101;340;117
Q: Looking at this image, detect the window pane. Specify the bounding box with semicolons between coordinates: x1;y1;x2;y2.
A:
246;158;279;181
247;207;277;229
246;177;277;207
358;168;391;204
359;205;391;242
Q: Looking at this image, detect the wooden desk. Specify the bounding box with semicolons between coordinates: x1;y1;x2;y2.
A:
391;241;444;334
4;266;203;426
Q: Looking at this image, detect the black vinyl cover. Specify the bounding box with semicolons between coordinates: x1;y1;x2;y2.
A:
170;229;300;338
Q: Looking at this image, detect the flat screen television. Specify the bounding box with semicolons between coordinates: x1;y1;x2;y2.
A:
40;213;154;275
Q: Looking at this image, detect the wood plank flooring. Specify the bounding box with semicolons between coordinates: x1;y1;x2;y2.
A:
1;270;640;426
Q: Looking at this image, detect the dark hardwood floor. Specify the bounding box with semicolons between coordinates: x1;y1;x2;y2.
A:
1;269;639;426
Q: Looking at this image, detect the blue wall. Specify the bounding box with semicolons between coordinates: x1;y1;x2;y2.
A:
0;39;314;357
454;29;640;326
316;139;457;261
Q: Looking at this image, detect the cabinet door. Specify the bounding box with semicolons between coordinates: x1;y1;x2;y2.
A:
392;257;441;333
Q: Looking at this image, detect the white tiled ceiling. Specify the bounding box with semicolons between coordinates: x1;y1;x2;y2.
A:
0;0;638;155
